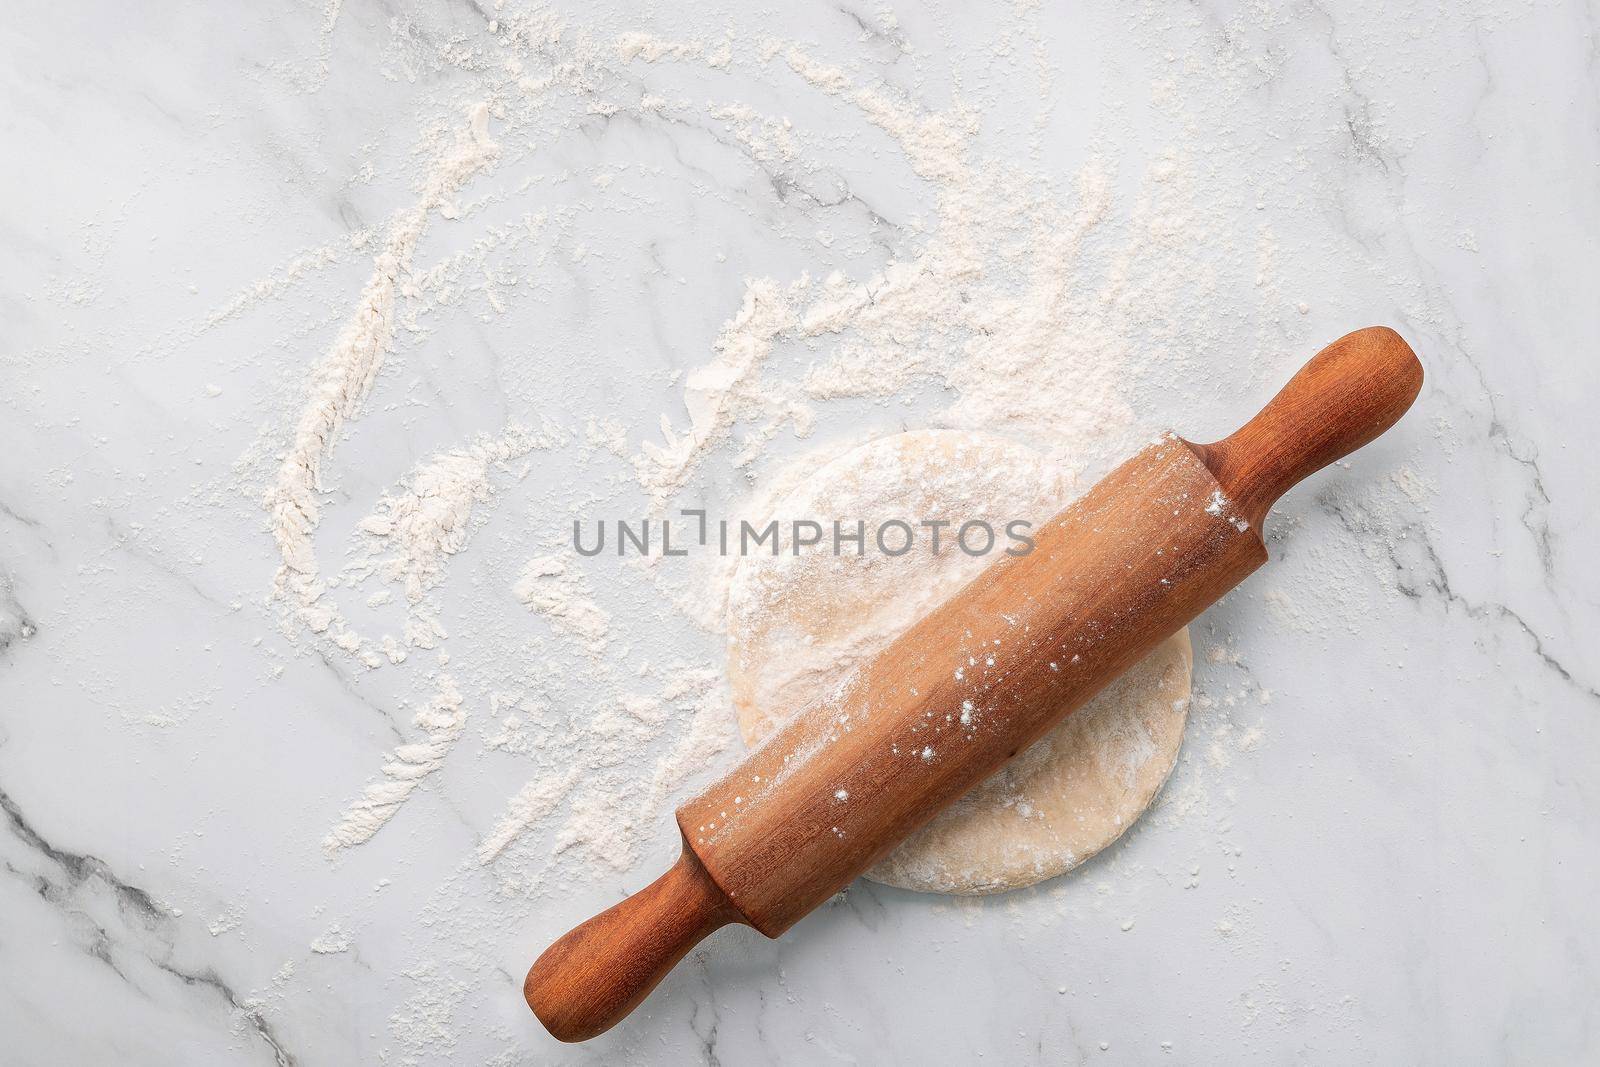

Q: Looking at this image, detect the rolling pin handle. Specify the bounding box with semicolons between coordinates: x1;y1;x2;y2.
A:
524;843;739;1042
1187;325;1423;531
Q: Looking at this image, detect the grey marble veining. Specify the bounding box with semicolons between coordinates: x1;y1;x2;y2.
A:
2;1;1598;1063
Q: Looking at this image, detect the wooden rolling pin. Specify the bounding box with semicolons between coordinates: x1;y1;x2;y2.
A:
525;326;1423;1041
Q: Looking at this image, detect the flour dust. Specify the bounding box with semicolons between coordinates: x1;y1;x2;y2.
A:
200;5;1414;1060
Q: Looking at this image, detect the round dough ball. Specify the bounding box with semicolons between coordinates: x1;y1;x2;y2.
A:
725;430;1192;895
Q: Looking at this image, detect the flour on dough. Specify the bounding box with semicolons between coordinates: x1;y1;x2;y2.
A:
725;430;1192;895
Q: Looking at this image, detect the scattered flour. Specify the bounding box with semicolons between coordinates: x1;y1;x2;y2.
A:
634;278;808;505
512;556;611;656
639;668;737;816
262;102;499;650
311;924;352;954
345;423;558;650
616;32;702;64
207;906;244;938
629;45;1210;517
210;8;1405;1059
249;14;1259;892
323;675;467;854
1205;488;1251;532
477;770;579;864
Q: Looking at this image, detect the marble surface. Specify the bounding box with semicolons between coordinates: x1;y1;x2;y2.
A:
3;1;1598;1063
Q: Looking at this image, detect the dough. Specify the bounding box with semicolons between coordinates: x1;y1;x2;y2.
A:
726;430;1192;895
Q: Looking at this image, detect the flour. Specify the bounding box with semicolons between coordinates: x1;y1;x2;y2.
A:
552;790;640;872
630;47;1185;517
708;103;801;165
1205;488;1251;532
206;239;352;331
316;45;1210;876
512;556;611;656
218;11;1330;1056
634;278;808;506
478;770;579;864
616;32;702;64
639;667;736;816
207;906;244;938
345;423;558;650
323;674;467;854
262;102;499;650
310;923;352;954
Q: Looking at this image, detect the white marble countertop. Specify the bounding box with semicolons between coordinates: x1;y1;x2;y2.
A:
3;1;1597;1063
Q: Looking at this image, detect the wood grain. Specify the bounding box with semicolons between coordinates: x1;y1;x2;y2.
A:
680;437;1265;933
524;844;737;1043
523;326;1422;1040
1188;325;1425;532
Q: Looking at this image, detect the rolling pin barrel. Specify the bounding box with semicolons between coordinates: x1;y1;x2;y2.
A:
524;326;1422;1041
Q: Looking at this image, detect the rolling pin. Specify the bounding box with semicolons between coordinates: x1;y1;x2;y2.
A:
525;326;1423;1041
